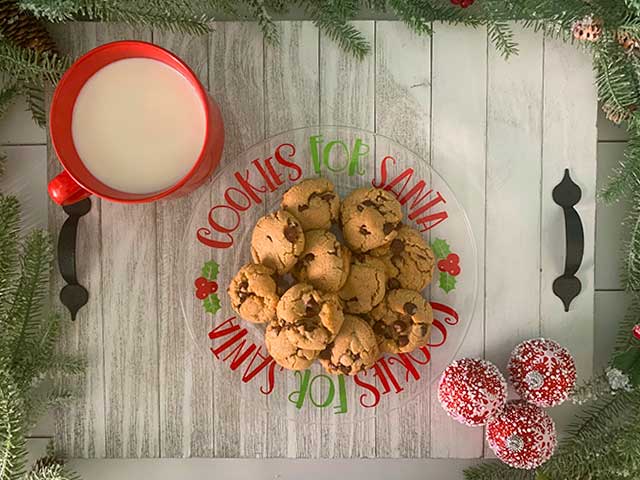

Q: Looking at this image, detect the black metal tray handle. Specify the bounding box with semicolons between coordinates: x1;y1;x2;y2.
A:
58;198;91;320
552;169;584;312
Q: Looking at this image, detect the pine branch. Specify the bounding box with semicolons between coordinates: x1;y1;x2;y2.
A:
487;20;518;58
27;462;80;480
19;0;216;35
0;195;21;351
301;0;370;59
7;230;53;390
0;369;27;480
0;39;70;86
22;84;46;128
247;0;279;43
0;85;19;121
463;462;534;480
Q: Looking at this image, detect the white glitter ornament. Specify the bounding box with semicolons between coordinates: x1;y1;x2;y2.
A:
437;358;507;427
508;338;576;408
486;400;557;470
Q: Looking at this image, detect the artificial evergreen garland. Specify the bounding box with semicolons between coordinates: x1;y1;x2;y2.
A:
0;161;84;479
2;0;640;478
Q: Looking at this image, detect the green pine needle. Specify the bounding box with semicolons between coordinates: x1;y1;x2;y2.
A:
0;85;19;121
0;40;70;86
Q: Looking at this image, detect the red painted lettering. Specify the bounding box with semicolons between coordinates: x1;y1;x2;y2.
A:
354;369;381;408
274;143;302;181
264;156;284;187
234;169;267;203
372;155;394;188
387;353;421;382
224;187;251;211
252;158;277;191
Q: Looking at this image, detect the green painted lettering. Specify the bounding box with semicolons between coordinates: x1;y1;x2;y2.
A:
288;370;311;409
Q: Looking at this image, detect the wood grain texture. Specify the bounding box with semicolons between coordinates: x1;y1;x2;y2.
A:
47;21;599;460
540;37;597;433
319;21;375;459
47;22;111;459
429;23;487;459
153;31;213;458
207;23;267;458
264;21;320;459
374;21;431;458
81;25;160;459
484;25;544;455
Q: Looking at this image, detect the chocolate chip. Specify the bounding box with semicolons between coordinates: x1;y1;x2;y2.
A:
393;320;407;333
398;336;410;347
359;225;371;236
419;324;429;336
266;235;273;242
390;239;404;255
284;225;299;243
357;205;364;212
303;321;315;332
383;222;395;235
321;193;335;201
319;348;332;360
401;314;413;324
305;298;320;316
238;280;249;291
362;200;375;207
387;278;401;290
303;253;315;263
237;291;249;303
298;204;309;212
373;322;386;336
338;364;352;375
403;302;417;315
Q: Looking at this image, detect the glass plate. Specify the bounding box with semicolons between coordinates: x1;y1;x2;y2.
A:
179;126;478;423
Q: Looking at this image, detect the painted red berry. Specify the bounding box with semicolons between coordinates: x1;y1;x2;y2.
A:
447;253;460;264
195;276;208;288
438;259;448;272
633;324;640;341
208;281;218;294
449;264;461;276
196;288;209;300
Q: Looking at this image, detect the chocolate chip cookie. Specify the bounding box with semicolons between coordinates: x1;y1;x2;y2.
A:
276;283;344;350
265;322;319;370
251;210;305;275
371;225;436;291
228;263;279;324
367;289;433;354
340;187;402;252
281;178;340;231
338;253;386;314
292;230;351;292
319;314;379;376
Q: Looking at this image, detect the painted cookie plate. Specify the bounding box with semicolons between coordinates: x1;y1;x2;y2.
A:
179;126;478;423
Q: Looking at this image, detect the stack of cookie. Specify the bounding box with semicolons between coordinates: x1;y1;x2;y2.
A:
227;178;436;376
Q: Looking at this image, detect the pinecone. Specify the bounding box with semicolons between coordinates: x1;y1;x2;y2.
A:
572;16;602;42
0;0;58;54
617;29;640;54
602;102;636;125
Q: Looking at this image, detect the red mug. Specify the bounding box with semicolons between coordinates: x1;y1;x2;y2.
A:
48;40;224;206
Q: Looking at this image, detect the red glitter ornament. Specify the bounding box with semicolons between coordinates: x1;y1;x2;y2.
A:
633;324;640;341
508;338;576;408
487;400;557;469
437;358;507;427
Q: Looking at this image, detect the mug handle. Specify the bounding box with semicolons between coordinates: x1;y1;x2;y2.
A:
48;170;92;206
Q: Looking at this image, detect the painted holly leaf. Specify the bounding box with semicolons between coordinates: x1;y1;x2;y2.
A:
203;294;221;315
439;271;456;293
431;238;451;259
201;260;219;281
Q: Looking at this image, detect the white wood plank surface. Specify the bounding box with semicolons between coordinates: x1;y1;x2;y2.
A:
484;27;544;458
208;23;267;458
540;36;597;433
46;21;598;459
264;21;321;459
154;31;213;458
429;23;487;459
319;21;376;459
374;21;431;458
